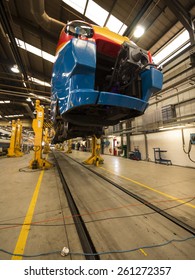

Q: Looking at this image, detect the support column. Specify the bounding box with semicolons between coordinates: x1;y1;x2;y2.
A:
126;133;130;159
144;133;149;161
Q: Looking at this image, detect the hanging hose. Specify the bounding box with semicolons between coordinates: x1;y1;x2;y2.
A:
181;129;195;163
187;141;195;163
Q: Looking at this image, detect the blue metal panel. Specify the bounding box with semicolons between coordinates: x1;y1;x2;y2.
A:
51;38;96;115
98;91;148;112
68;89;99;110
140;67;163;101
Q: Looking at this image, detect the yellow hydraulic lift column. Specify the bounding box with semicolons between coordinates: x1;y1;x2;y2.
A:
83;136;104;167
7;120;17;157
29;100;52;169
66;139;72;153
43;127;50;154
14;119;24;157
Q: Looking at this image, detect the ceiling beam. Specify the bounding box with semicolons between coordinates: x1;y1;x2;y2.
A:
164;0;195;46
0;1;28;80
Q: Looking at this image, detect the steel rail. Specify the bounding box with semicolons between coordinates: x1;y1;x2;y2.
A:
66;154;195;236
53;153;100;260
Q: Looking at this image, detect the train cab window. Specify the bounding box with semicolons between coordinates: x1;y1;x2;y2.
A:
65;21;94;38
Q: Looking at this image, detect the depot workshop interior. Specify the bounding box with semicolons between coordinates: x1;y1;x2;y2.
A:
0;0;194;260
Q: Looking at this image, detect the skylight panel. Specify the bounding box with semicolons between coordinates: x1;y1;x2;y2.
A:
85;0;108;26
158;43;190;66
62;0;87;14
106;15;123;33
15;38;55;63
153;30;189;64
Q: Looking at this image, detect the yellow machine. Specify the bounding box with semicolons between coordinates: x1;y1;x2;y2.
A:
65;139;72;153
29;100;52;169
42;127;50;154
83;136;104;167
14;119;24;157
7;119;23;157
7;120;17;157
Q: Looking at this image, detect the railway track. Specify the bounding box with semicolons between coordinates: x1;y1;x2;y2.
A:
54;154;100;260
53;151;195;259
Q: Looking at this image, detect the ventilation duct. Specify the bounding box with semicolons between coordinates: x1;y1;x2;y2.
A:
29;0;65;38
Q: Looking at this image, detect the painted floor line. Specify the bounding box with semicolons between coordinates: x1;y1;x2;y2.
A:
12;170;44;260
100;166;195;209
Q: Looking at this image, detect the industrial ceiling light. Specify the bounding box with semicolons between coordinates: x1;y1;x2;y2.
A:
11;64;20;73
133;25;145;38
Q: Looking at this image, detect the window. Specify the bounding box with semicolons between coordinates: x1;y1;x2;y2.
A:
65;21;94;38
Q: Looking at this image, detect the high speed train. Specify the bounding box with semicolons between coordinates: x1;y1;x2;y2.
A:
51;20;163;142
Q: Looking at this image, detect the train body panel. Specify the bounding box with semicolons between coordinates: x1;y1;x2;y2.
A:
51;20;163;142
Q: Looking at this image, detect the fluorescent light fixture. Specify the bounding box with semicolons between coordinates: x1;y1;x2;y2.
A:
153;30;189;64
0;100;10;103
85;0;108;26
106;15;123;33
62;0;87;14
133;25;145;38
4;114;24;118
11;64;20;73
28;76;51;87
15;38;55;63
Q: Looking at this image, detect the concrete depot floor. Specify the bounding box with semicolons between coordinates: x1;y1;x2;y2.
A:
0;152;84;260
0;150;194;260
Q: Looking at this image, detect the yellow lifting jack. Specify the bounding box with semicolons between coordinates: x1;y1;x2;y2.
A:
7;119;24;157
43;127;50;154
83;136;104;167
29;100;52;169
66;139;72;153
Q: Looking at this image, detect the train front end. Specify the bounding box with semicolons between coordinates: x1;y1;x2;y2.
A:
51;20;163;142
